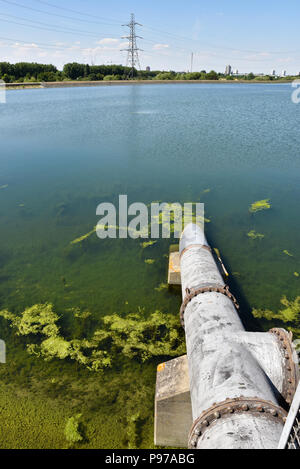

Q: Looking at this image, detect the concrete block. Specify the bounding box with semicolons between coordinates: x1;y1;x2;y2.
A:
168;251;181;285
0;339;5;363
154;355;192;448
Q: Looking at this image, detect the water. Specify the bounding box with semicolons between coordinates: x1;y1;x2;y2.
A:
0;83;299;448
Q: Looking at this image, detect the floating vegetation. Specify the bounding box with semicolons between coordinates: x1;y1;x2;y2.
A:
0;184;8;190
283;250;293;257
247;230;265;240
73;309;92;319
100;311;185;362
64;414;84;445
202;188;211;194
141;240;157;249
249;199;271;214
252;296;300;325
294;272;299;278
0;303;60;337
144;259;155;265
0;304;185;369
154;283;168;292
70;228;96;245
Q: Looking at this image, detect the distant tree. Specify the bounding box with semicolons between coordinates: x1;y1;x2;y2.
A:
63;63;85;80
183;72;202;80
154;71;176;80
84;64;90;77
37;71;58;82
103;74;121;81
206;70;219;80
2;74;13;83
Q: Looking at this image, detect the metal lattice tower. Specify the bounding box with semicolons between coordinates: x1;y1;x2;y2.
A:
121;13;143;79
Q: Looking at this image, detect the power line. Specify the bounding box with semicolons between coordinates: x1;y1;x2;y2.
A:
34;0;122;24
1;0;297;56
121;13;143;78
0;15;121;38
0;34;71;50
0;0;119;26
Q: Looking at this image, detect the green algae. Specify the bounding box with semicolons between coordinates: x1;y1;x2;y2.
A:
141;240;157;249
70;228;96;245
252;296;300;325
154;283;168;292
144;259;155;265
247;230;265;240
0;303;185;369
283;250;293;257
249;199;271;213
64;414;84;445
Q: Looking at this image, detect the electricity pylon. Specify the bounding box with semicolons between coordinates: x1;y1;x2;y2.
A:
121;13;143;79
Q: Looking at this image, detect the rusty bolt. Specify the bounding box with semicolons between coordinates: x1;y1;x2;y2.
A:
214;411;221;419
242;404;249;411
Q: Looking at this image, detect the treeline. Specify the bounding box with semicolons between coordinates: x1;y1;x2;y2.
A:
0;61;298;83
0;61;157;83
0;62;60;83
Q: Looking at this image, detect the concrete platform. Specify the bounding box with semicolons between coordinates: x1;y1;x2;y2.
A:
154;355;192;448
167;251;181;285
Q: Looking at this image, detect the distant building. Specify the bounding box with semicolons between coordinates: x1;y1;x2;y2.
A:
146;66;151;72
233;69;239;75
271;69;276;76
225;65;232;75
281;70;287;77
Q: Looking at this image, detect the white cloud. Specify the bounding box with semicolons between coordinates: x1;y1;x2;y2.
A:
153;43;169;50
97;38;119;45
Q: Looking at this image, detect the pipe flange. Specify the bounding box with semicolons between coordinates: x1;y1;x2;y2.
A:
180;284;240;328
180;244;212;259
269;328;299;405
188;397;287;449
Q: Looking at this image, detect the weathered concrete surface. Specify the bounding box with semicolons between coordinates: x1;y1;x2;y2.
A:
168;251;181;285
154;355;193;447
0;339;5;363
179;224;297;449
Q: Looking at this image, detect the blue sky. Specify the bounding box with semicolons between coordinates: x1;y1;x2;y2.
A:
0;0;299;74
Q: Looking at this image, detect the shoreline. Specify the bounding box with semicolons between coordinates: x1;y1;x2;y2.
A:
4;79;294;90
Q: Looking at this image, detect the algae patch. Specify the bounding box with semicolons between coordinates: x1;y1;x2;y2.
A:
249;199;271;214
247;230;265;240
144;259;155;265
283;250;293;257
252;296;300;325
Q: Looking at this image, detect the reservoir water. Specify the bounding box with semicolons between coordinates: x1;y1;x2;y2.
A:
0;83;299;448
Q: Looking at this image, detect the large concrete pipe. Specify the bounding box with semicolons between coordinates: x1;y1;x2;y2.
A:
179;223;299;449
